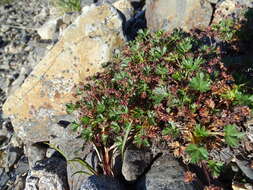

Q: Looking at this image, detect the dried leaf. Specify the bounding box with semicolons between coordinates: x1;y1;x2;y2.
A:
184;171;196;183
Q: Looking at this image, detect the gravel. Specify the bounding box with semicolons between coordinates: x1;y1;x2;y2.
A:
0;0;52;189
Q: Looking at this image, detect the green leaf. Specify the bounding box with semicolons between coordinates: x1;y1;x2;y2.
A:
207;160;224;178
80;116;90;125
112;71;129;82
186;144;208;163
162;121;179;137
81;127;93;141
121;122;132;157
96;102;106;114
70;122;80;131
194;124;210;138
172;71;184;81
111;121;121;133
69;157;97;176
190;72;211;92
155;64;168;76
147;110;156;125
151;85;170;104
101;134;108;145
71;170;93;176
66;103;76;114
181;56;204;72
44;143;68;161
177;37;193;53
224;124;244;147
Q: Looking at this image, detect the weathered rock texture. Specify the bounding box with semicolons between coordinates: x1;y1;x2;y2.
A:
24;157;68;190
113;0;134;20
122;145;152;181
212;0;253;24
79;175;126;190
136;154;195;190
2;3;125;143
145;0;213;32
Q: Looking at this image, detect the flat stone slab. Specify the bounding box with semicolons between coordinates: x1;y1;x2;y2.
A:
2;3;125;143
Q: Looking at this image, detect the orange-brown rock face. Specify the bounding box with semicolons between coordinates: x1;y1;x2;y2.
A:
146;0;213;32
2;3;125;143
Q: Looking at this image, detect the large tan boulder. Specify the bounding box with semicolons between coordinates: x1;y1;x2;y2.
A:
2;3;125;143
3;3;127;190
145;0;213;32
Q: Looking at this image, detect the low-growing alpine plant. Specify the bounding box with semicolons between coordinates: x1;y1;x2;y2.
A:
67;29;253;179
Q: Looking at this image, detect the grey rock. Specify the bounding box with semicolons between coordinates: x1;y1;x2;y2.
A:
136;154;195;190
0;168;3;176
49;121;92;190
113;0;135;21
0;124;9;143
25;143;47;169
11;175;27;190
122;145;152;181
36;17;61;40
80;0;118;7
24;156;68;190
0;169;10;188
235;159;253;180
2;146;23;171
1;25;10;33
8;67;28;95
81;0;95;7
146;0;213;32
212;0;253;24
14;156;29;176
79;175;126;190
206;0;220;4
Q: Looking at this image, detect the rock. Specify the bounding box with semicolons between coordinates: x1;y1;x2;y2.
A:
67;150;100;190
0;146;23;172
5;146;23;170
212;0;253;24
145;0;213;32
136;154;195;190
0;169;10;188
12;175;27;190
206;0;220;4
9;67;28;95
113;0;134;20
81;0;95;7
79;175;126;190
49;121;93;190
14;156;29;176
36;17;61;40
1;25;10;33
24;156;68;190
25;143;47;169
125;9;146;40
0;123;9;143
2;3;125;143
62;12;80;25
235;159;253;180
122;145;152;181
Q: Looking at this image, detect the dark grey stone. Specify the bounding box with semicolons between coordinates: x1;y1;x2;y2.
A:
0;169;10;188
136;154;195;190
5;146;23;169
24;156;69;190
122;144;152;181
25;143;47;169
14;156;29;176
79;175;126;190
